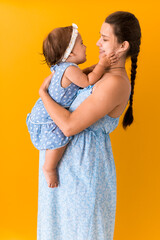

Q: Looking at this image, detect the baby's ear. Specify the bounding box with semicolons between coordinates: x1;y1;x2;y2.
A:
69;53;74;57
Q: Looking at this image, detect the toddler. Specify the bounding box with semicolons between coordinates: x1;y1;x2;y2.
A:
26;23;118;188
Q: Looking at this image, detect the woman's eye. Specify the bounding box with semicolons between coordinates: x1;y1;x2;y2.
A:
103;39;108;42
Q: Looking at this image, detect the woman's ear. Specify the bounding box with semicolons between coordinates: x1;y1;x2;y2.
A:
116;41;130;54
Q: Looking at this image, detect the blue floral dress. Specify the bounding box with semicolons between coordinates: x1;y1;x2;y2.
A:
26;62;79;150
37;85;121;240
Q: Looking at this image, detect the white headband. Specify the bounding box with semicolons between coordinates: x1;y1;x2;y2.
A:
61;23;78;62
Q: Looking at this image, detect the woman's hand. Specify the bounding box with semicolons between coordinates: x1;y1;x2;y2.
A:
39;70;55;96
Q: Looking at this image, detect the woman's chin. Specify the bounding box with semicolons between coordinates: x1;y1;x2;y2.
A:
99;52;105;58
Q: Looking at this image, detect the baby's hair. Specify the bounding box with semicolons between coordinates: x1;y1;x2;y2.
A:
42;26;73;67
105;11;141;130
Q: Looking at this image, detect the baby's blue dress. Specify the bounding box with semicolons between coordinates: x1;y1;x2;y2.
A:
37;85;121;240
26;62;79;150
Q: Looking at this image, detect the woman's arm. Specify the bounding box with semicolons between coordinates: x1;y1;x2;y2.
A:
39;72;123;137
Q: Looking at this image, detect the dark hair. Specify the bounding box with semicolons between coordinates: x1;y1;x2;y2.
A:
42;26;73;67
105;11;141;129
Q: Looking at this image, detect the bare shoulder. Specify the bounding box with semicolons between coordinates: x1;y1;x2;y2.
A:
61;65;80;88
64;65;81;75
92;73;131;108
94;74;127;95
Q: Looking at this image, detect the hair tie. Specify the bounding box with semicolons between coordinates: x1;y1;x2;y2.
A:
61;23;78;62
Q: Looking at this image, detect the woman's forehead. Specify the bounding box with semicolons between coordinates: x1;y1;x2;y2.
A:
100;22;114;36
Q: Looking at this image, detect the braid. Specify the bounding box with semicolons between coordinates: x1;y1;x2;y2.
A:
122;54;138;129
105;11;141;130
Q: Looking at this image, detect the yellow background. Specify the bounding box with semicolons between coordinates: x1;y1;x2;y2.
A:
0;0;160;239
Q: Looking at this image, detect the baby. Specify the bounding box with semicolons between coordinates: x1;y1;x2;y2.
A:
26;23;118;188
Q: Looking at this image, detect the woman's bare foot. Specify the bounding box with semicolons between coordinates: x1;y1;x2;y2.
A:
42;165;59;188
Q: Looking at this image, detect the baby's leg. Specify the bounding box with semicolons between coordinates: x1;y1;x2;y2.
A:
42;145;67;188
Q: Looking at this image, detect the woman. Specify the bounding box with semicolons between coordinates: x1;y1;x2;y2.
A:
37;11;141;240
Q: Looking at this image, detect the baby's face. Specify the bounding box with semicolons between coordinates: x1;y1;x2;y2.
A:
71;33;87;64
96;22;121;58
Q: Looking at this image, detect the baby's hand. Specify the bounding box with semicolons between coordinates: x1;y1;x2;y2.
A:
99;52;119;68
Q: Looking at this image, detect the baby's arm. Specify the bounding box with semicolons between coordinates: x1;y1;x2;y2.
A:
82;64;97;75
65;53;118;88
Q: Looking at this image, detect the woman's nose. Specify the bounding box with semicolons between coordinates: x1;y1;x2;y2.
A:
96;38;101;47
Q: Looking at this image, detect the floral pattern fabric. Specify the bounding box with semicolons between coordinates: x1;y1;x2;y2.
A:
37;85;120;240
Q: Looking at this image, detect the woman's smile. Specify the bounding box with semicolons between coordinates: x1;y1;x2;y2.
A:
99;49;105;57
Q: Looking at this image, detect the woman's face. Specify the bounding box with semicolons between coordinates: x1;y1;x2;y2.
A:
96;22;121;58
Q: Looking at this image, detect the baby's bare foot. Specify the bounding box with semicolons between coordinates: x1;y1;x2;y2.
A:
42;165;58;188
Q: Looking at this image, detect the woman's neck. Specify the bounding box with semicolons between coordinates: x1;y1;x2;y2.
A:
105;57;126;74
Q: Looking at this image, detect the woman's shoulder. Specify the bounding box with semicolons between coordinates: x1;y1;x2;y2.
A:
92;73;131;102
93;73;126;91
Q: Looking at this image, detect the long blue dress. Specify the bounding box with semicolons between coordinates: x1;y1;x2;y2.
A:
37;85;120;240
